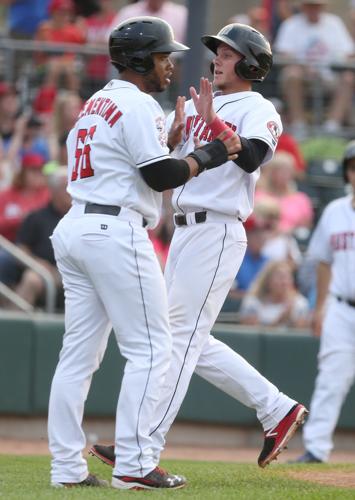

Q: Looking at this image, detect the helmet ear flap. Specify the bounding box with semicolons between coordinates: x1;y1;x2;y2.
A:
129;55;155;74
210;62;214;74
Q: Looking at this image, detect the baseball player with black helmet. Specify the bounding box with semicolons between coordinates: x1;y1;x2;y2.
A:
47;16;240;490
90;23;308;473
293;140;355;463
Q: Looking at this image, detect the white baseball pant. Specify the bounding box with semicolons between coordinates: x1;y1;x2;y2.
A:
303;298;355;461
148;218;296;461
48;205;172;482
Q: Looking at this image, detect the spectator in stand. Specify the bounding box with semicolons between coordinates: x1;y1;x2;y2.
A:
277;130;306;178
0;152;50;243
270;97;306;178
229;215;270;302
262;0;297;42
253;198;303;267
5;114;53;176
239;260;311;328
5;0;50;39
84;0;116;98
274;0;355;139
0;82;21;187
0;82;20;153
48;90;83;164
256;151;313;233
72;0;100;18
229;6;270;40
13;167;71;309
33;0;87;114
110;1;187;44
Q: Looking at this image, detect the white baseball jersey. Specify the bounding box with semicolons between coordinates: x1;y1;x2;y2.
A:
307;195;355;299
167;91;282;221
66;79;170;228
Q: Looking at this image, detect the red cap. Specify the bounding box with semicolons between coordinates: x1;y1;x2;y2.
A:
243;215;268;232
21;153;45;170
49;0;74;14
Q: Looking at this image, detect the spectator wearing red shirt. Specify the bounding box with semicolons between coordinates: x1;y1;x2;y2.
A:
33;0;87;114
277;132;306;177
0;153;50;242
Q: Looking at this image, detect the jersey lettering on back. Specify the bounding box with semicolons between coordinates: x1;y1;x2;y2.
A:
78;96;123;128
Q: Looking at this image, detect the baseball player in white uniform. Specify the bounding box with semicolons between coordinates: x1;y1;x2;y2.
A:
294;140;355;463
91;23;308;472
47;17;240;490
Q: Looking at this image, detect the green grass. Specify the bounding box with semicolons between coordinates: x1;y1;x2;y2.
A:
1;455;355;499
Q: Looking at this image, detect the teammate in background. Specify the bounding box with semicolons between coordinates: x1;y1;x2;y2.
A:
47;16;240;490
292;141;355;463
91;23;308;473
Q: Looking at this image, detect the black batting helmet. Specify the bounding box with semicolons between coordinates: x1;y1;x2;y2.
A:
109;16;189;74
342;140;355;183
201;23;272;82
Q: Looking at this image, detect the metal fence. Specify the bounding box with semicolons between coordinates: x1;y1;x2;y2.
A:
0;36;354;134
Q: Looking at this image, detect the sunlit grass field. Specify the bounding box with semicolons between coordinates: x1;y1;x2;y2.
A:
1;455;354;499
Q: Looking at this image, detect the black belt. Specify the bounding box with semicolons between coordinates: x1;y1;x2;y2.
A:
84;203;147;227
174;211;243;227
174;211;207;226
336;296;355;308
85;203;121;216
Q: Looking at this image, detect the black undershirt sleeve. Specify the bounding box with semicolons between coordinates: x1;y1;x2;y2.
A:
140;158;190;192
234;137;269;173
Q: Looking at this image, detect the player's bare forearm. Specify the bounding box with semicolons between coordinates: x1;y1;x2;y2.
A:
315;262;331;310
312;261;331;337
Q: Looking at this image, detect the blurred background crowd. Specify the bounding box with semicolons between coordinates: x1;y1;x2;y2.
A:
0;0;354;326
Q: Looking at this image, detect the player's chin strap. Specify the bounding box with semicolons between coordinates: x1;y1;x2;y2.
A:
187;139;229;176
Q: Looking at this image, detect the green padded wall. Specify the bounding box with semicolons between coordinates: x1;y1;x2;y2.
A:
1;316;355;430
0;318;35;413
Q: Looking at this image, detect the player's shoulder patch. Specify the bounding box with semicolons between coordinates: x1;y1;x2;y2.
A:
267;121;281;145
155;115;168;147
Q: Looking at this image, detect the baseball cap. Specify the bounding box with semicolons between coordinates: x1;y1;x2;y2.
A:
243;215;268;232
21;153;46;170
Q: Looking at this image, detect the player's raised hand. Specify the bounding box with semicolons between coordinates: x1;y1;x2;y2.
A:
168;95;186;150
190;77;216;125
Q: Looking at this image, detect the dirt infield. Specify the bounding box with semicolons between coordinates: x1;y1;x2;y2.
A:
1;438;355;464
288;471;355;489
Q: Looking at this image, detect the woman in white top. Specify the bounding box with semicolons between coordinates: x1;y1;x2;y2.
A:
239;260;311;328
